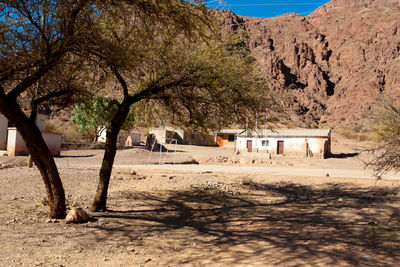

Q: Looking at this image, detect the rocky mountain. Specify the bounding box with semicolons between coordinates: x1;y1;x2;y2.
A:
222;0;400;128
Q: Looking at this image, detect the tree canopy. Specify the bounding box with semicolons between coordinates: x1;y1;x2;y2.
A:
0;0;276;217
365;97;400;175
0;0;215;218
84;2;274;211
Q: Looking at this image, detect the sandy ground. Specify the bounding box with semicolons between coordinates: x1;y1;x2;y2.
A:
1;134;400;266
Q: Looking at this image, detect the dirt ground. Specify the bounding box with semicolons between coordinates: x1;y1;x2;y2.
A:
1;134;400;266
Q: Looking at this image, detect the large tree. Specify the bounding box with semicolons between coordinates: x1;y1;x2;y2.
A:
83;4;273;211
0;0;218;218
0;0;92;218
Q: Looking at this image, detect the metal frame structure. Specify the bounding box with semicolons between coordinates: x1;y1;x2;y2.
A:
146;138;177;165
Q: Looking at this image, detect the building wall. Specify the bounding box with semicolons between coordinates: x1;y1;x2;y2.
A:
149;128;168;144
7;128;61;156
185;133;215;146
216;134;236;148
7;128;25;156
42;132;62;156
236;136;330;157
150;127;213;145
125;134;141;146
0;114;8;150
165;126;185;143
36;114;47;132
21;111;47;132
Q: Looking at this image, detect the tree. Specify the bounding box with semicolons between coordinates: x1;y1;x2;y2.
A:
364;97;400;175
71;93;135;141
0;0;212;218
0;0;92;218
85;4;273;211
72;94;117;142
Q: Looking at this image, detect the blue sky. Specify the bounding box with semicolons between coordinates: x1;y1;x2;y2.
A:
207;0;330;18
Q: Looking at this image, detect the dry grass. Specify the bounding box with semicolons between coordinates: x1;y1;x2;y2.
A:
338;128;369;141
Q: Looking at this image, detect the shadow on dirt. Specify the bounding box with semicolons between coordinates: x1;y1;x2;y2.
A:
55;154;95;158
93;182;400;266
328;152;359;159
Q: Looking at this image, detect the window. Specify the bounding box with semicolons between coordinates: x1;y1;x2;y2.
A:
262;140;269;146
228;135;235;142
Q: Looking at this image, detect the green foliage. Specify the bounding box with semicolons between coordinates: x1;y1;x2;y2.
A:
71;94;134;140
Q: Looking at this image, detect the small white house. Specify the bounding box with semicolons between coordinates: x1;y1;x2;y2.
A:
236;129;331;158
0;112;61;156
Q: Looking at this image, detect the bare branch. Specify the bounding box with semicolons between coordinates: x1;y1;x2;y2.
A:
33;90;74;106
111;66;129;98
17;2;50;52
7;51;63;99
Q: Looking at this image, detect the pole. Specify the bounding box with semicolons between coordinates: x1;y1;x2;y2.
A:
246;111;248;138
255;111;258;131
265;109;269;157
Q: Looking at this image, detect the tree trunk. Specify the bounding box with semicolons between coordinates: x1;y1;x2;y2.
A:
0;96;66;218
27;154;33;168
91;100;132;212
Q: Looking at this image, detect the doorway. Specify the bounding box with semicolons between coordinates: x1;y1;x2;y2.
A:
277;141;284;155
247;140;253;152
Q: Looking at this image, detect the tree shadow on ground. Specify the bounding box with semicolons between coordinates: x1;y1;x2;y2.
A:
328;152;359;159
55;155;95;158
91;182;400;266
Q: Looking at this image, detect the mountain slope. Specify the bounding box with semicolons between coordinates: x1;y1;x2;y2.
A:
224;0;400;128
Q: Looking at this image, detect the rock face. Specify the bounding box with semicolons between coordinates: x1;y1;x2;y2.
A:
65;207;90;224
221;0;400;128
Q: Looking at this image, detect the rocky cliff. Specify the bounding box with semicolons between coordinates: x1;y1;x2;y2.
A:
222;0;400;128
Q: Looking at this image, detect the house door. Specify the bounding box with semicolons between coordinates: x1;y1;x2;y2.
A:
247;140;253;152
277;141;284;155
217;135;224;147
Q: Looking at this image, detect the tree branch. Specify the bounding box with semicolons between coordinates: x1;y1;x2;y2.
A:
33;90;74;106
17;2;50;51
0;59;43;83
7;51;63;99
127;77;192;105
111;66;129;98
6;0;88;100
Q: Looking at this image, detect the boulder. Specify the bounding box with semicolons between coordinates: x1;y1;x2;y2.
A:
65;207;90;224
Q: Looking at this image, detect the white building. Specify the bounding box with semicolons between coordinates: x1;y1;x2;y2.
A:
236;129;331;158
0;112;61;156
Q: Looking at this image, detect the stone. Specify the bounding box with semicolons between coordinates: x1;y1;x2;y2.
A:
361;255;375;261
126;246;136;252
65;207;90;224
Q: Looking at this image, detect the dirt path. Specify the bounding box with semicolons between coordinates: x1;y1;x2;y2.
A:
110;164;400;181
